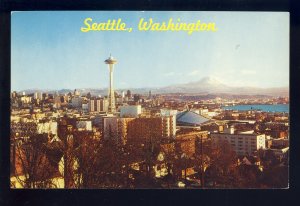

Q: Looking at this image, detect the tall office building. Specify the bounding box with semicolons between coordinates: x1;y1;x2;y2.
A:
88;98;109;112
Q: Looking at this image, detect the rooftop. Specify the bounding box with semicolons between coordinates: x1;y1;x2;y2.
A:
176;110;210;126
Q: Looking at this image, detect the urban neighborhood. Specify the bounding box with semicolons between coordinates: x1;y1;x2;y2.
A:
10;55;289;189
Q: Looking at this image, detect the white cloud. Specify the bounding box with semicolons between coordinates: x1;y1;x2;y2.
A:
163;72;176;77
120;82;128;85
241;70;257;75
187;70;200;76
163;71;184;77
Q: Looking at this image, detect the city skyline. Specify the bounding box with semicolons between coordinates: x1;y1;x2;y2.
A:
12;11;289;91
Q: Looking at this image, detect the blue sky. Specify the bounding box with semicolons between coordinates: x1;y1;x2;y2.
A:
11;11;289;91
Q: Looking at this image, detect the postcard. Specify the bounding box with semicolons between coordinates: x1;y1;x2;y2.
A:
10;11;289;189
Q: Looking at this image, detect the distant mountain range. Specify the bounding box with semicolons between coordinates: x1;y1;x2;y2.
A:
159;77;288;97
18;77;289;97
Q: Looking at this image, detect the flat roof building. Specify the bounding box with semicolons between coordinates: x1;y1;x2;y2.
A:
103;116;176;144
120;105;142;118
211;126;266;156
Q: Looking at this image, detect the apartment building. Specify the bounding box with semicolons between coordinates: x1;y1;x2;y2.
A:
211;126;266;156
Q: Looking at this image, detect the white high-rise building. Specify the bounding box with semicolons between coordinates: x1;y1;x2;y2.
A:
120;105;142;117
211;126;266;156
160;109;177;138
34;92;43;100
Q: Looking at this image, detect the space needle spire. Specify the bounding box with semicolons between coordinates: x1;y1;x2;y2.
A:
104;54;117;113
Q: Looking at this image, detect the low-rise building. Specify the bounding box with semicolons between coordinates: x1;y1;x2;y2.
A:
76;120;92;131
71;96;82;108
37;121;58;135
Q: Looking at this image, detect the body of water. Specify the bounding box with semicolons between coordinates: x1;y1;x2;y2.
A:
222;104;289;113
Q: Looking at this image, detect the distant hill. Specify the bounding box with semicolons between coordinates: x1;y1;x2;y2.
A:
17;77;289;97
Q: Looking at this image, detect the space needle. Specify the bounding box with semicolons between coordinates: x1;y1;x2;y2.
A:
104;54;117;113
